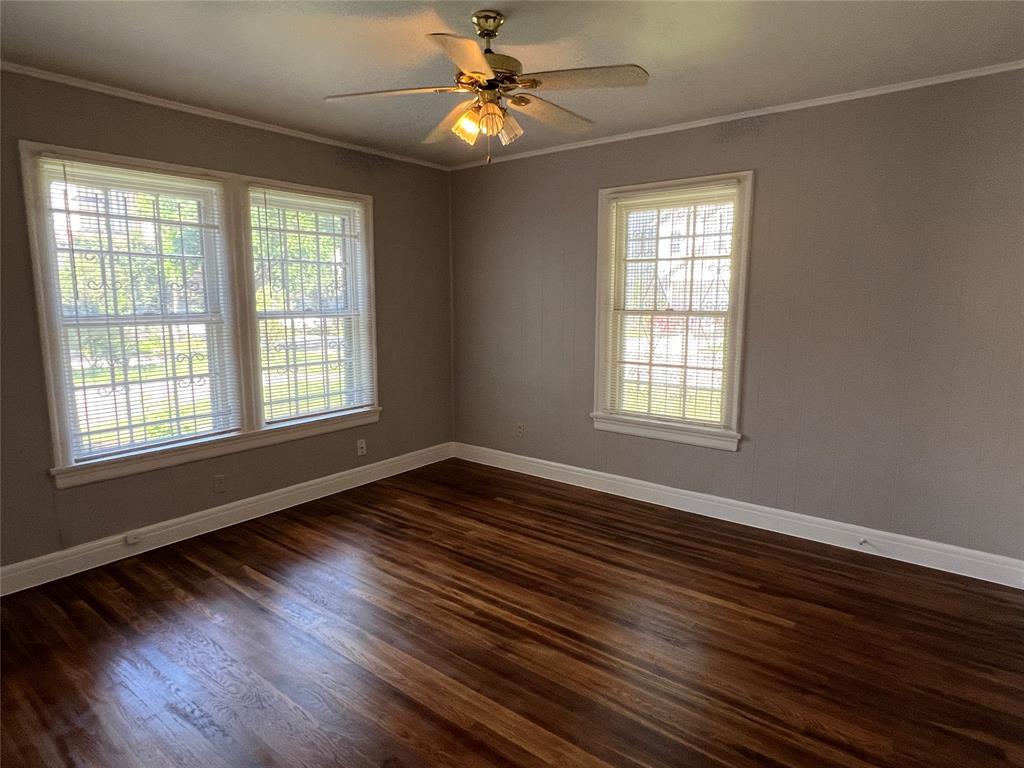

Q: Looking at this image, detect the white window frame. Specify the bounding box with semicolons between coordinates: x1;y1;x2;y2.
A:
20;141;380;488
592;171;753;451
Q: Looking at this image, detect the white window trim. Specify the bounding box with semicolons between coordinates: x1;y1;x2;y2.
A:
592;171;753;451
20;140;380;488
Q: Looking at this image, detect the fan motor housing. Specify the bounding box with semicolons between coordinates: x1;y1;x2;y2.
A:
484;51;522;77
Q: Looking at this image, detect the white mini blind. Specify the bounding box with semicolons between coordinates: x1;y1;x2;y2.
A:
38;158;241;462
603;181;741;427
248;187;376;422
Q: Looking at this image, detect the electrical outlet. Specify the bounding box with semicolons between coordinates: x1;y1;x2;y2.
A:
515;422;526;438
356;438;367;457
212;474;226;494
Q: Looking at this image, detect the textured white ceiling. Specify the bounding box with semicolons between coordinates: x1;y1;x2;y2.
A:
3;1;1022;168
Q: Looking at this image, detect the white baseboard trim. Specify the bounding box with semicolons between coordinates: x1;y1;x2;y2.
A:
0;442;456;596
451;443;1023;589
4;441;1019;594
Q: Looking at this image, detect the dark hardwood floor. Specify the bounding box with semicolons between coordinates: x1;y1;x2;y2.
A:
2;458;1022;768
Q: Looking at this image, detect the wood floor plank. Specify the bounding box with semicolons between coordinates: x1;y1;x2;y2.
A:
2;458;1022;767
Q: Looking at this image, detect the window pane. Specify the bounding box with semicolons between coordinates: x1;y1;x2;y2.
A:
693;258;731;311
41;157;239;461
695;202;734;235
686;316;726;370
63;323;231;456
656;260;692;311
258;316;370;421
249;187;375;423
618;314;651;363
625;210;657;259
652;316;686;365
685;369;724;422
650;366;684;418
619;364;649;412
624;262;656;309
658;207;691;238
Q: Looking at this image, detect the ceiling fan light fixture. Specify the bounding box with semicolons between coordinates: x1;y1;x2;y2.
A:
497;110;523;146
478;101;505;136
452;106;482;145
325;11;649;156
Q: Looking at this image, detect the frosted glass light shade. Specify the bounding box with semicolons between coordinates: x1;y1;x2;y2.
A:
497;111;524;146
478;102;504;136
453;107;481;145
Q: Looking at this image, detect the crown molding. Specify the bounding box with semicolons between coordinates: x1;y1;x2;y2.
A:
4;58;1022;172
0;61;449;172
450;59;1024;170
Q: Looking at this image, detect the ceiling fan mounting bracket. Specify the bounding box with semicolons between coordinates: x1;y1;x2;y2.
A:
472;10;505;41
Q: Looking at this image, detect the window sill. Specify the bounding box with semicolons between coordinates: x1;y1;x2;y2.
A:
50;406;382;489
591;412;740;451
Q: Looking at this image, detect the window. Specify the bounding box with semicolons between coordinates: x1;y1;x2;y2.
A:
593;172;752;450
23;143;379;487
37;159;240;460
249;188;375;422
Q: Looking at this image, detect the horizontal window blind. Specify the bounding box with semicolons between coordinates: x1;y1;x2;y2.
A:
249;187;375;422
38;158;241;461
603;181;740;427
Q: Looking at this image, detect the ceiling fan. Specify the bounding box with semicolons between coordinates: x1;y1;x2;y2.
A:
324;9;649;157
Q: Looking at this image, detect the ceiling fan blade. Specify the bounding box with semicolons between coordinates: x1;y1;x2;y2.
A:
507;94;593;133
518;64;649;91
428;33;494;82
423;98;478;144
324;85;465;101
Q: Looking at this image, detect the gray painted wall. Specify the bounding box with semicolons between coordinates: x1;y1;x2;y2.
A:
451;71;1024;559
3;70;1021;568
1;72;453;565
